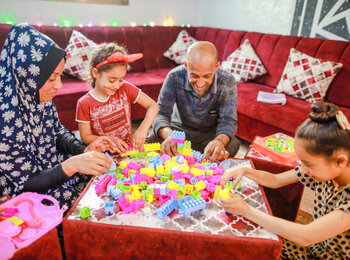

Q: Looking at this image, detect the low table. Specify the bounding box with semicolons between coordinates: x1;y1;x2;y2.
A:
63;159;282;259
245;138;304;221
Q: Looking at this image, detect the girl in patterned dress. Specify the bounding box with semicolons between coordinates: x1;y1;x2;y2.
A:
76;42;159;155
0;24;118;209
220;102;350;259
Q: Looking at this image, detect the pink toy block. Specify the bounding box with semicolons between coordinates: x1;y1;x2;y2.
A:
95;174;112;194
122;167;130;177
127;162;141;171
161;154;171;162
196;165;206;170
167;189;177;198
184;172;193;181
154;187;160;196
199;190;209;200
208;175;221;185
131;199;145;212
206;183;216;193
117;197;131;210
173;171;184;180
124;180;132;186
3;208;19;217
159;195;170;205
107;177;117;187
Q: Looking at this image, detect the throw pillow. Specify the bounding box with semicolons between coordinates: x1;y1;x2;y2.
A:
274;48;343;103
163;30;197;64
221;39;267;82
64;30;97;80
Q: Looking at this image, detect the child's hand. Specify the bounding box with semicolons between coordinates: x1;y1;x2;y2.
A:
220;166;248;189
131;128;148;150
84;136;118;153
218;193;250;216
109;136;129;154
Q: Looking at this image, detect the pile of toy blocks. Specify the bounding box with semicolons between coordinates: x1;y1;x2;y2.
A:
92;131;240;218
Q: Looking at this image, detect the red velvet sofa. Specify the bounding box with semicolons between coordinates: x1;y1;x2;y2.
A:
0;23;349;139
1;24;349;222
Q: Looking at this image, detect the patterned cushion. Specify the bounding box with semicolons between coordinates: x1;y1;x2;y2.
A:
163;30;197;64
64;30;97;80
274;48;343;103
221;39;267;82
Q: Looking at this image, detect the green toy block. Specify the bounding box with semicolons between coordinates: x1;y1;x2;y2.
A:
140;181;148;190
206;169;213;176
160;176;169;183
146;186;154;195
116;185;130;194
237;181;242;191
117;166;124;175
163;172;171;180
129;151;147;158
79;206;90;219
177;146;183;154
142;190;148;200
177;185;186;196
116;173;125;180
191;190;201;200
225;180;233;190
107;169;115;174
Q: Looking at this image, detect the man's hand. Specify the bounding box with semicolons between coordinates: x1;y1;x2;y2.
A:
160;135;178;156
203;139;229;162
84;136;118;154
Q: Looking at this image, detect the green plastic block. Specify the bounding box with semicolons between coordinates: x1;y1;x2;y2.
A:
142;190;148;200
129;151;147;158
160;176;169;183
177;185;186;196
117;166;124;175
116;173;125;180
146;186;154;195
191;190;201;200
206;169;213;176
225;181;233;190
79;206;90;219
140;181;148;190
177;146;183;154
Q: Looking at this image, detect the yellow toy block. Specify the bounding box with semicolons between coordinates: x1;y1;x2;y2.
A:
177;194;185;199
120;161;128;167
121;149;140;157
190;167;205;176
179;165;189;174
140;168;156;177
185;184;194;194
156;165;165;175
6;216;24;226
128;169;136;177
219;188;231;199
144;143;161;152
132;190;142;200
126;194;135;202
167;181;179;190
213;185;222;200
194;180;206;191
148;152;159;157
147;193;154;203
182;150;193;156
130;185;140;193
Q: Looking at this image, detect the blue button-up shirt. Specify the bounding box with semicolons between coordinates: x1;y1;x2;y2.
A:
153;65;237;139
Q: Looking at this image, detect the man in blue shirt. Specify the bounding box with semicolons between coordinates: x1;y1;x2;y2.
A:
150;41;240;161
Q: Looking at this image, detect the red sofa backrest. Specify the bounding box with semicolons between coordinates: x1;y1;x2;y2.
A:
1;24;349;108
194;27;350;108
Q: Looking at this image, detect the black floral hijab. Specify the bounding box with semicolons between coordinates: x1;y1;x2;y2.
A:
0;23;68;196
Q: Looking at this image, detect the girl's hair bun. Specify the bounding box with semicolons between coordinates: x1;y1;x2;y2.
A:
309;102;338;123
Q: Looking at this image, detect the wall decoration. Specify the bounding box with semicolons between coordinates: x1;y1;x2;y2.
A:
291;0;350;41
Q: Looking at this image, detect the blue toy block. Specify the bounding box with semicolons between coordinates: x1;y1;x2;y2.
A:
156;198;178;218
220;159;230;169
111;188;123;200
104;152;117;172
191;150;204;162
149;155;161;164
173;179;186;186
105;201;114;215
179;198;207;215
107;185;115;196
116;180;125;185
160;184;168;195
190;176;198;185
170;166;180;174
177;195;194;207
175;155;184;164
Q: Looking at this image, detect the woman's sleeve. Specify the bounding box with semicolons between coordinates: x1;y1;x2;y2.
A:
56;131;87;155
23;164;70;193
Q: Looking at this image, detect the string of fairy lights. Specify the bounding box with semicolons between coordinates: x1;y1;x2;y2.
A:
0;15;191;28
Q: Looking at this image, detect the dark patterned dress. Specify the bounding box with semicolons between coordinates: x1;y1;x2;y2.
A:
0;24;89;209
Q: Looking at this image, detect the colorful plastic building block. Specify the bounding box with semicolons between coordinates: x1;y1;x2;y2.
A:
79;206;91;219
156;198;178;218
95;174;113;194
105;202;114;216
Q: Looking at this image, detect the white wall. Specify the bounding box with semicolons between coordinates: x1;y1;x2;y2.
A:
199;0;295;35
0;0;201;27
1;0;295;35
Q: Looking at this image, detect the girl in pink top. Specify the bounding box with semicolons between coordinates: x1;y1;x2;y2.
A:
76;43;158;154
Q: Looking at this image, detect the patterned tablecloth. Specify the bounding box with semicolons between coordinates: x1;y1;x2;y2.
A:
67;159;278;241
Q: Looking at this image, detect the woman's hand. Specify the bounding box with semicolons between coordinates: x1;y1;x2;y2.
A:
220;166;250;189
218;193;251;216
84;136;118;153
109;136;129;154
62;151;112;177
131;127;148;150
